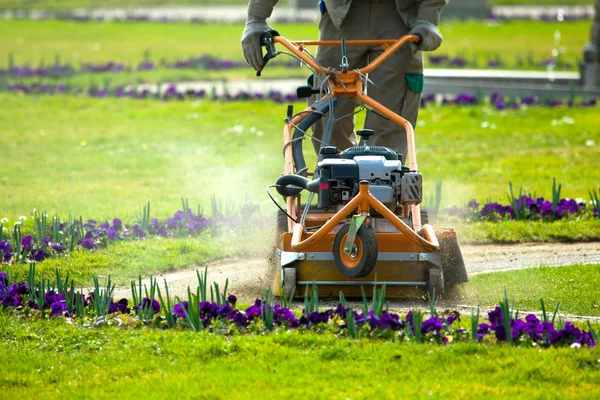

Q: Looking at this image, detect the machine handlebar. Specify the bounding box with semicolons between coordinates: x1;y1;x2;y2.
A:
256;33;422;77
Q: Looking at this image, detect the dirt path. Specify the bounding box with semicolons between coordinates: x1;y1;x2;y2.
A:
113;242;600;301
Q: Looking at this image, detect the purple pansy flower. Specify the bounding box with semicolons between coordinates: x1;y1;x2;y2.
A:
112;218;123;230
81;238;98;250
107;227;119;240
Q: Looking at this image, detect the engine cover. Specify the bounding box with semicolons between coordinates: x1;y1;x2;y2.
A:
354;156;402;181
316;154;422;209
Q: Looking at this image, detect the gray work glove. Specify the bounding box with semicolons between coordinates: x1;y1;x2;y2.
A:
241;18;271;71
409;20;443;52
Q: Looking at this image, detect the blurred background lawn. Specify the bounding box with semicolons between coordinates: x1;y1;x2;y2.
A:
2;95;598;221
0;20;590;73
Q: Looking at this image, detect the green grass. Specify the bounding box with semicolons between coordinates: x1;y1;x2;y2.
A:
1;314;599;398
0;21;317;68
0;20;591;76
464;264;600;316
1;94;599;220
0;95;289;219
3;232;272;285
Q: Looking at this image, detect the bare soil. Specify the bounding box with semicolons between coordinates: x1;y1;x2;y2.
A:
113;242;600;302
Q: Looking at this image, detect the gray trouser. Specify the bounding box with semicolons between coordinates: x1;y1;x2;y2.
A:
310;0;423;163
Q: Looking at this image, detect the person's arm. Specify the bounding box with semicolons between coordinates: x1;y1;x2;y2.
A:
241;0;280;71
248;0;279;21
416;0;447;27
410;0;447;52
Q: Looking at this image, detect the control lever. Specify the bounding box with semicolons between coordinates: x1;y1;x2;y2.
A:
256;29;280;77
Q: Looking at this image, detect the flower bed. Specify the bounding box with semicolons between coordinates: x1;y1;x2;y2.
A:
426;54;575;70
0;200;260;265
439;181;599;222
0;267;596;348
1;55;301;79
1;52;579;79
2;82;598;109
2;181;598;266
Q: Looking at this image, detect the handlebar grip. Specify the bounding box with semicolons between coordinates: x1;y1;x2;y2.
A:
414;33;423;47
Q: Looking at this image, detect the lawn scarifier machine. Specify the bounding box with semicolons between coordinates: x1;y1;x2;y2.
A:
259;31;468;298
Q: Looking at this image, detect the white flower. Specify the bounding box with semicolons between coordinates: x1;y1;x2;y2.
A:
19;216;27;221
14;221;22;226
570;342;581;349
1;218;8;223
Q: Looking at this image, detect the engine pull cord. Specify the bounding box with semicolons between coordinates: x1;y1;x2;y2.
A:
267;184;299;224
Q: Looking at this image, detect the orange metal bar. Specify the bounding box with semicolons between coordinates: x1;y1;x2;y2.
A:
291;191;364;252
357;91;417;173
283;110;311;231
367;193;437;252
272;35;421;77
359;35;420;74
284;111;312;175
273;36;325;73
291;183;439;253
293;39;401;46
273;34;427;239
355;91;423;229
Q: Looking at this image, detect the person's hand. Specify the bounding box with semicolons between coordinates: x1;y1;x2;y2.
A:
409;20;443;52
241;19;271;71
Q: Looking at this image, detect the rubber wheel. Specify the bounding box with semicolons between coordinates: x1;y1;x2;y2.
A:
333;223;378;278
428;268;445;298
282;267;296;300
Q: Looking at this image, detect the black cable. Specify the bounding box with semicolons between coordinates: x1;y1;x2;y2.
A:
267;185;298;224
295;167;308;176
282;136;304;157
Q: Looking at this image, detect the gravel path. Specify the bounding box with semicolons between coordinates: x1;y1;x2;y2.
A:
113;241;600;301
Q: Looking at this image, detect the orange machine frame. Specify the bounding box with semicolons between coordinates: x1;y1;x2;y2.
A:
274;35;440;259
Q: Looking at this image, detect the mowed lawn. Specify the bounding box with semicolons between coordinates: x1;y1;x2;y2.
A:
465;263;600;316
1;314;600;399
0;19;591;76
1;95;599;221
